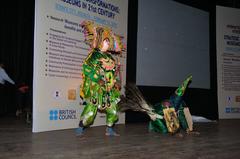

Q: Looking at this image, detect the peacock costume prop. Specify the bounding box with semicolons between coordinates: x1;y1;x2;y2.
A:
148;75;193;134
119;75;195;135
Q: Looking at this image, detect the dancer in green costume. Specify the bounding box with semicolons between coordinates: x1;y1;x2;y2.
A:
76;21;124;136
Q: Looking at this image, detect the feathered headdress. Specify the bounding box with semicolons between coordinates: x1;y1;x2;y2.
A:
81;20;125;54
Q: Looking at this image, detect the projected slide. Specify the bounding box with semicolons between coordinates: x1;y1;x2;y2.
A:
136;0;210;89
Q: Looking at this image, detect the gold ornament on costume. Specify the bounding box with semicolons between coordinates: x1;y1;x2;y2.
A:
163;107;180;134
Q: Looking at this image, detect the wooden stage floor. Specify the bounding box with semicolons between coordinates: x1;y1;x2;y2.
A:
0;117;240;159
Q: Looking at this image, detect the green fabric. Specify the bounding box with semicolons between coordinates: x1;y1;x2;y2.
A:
178;107;188;131
105;103;118;127
80;103;98;126
81;49;120;107
80;49;121;127
152;103;163;115
175;75;192;96
148;102;168;133
149;119;168;134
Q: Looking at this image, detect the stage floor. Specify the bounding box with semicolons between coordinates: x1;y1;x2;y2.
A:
0;117;240;159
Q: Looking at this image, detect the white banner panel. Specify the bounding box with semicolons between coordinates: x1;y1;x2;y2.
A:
33;0;128;132
216;6;240;119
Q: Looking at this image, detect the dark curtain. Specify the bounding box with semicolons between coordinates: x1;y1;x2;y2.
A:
0;0;34;116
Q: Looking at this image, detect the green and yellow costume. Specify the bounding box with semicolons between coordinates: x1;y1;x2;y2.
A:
80;48;121;127
148;75;193;134
76;20;125;136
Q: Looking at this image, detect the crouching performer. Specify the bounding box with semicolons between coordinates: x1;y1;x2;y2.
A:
148;75;199;136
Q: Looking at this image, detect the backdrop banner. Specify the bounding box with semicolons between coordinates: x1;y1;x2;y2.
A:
33;0;128;132
216;6;240;119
